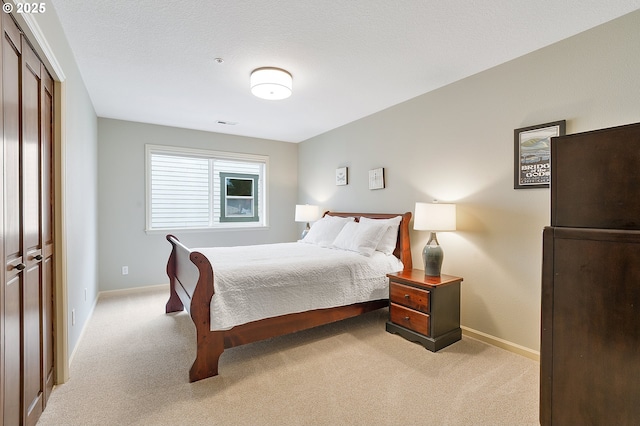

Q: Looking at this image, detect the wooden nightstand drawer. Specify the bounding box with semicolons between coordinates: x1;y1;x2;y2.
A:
390;303;430;336
390;281;430;313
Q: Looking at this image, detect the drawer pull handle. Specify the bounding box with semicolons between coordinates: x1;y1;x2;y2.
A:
404;294;410;299
403;316;410;321
15;263;26;271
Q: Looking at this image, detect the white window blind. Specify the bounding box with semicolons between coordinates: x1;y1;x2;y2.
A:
146;145;268;231
150;154;210;228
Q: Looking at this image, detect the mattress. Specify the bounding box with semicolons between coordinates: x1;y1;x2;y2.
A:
194;242;404;330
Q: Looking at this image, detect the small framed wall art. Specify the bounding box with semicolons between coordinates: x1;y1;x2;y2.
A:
514;120;566;189
336;167;348;186
368;167;385;190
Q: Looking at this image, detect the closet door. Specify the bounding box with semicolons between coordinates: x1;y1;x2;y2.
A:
22;37;45;426
41;62;55;405
3;12;23;426
1;12;54;425
0;18;5;425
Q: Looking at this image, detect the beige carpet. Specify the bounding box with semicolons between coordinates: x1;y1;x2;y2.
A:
37;288;539;425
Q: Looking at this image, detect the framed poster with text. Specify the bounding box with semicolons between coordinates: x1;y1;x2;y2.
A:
514;120;566;189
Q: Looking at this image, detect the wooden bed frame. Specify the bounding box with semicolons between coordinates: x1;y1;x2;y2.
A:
165;212;412;382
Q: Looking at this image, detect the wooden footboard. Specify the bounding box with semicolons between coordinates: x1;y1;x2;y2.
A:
166;235;224;381
165;211;412;382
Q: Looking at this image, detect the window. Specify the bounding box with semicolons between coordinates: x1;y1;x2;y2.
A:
220;173;259;222
145;145;268;231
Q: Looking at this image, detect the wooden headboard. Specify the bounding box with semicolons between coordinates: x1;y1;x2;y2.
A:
324;211;412;271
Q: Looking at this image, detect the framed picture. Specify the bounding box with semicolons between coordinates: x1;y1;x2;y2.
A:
336;167;348;186
514;120;566;189
368;167;385;190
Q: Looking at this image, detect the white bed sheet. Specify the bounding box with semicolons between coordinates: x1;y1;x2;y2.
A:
194;242;404;331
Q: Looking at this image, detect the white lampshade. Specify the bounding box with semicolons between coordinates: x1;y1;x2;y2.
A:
295;204;320;222
250;67;292;100
414;202;456;231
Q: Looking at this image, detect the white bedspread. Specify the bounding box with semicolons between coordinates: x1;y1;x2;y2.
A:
194;242;403;330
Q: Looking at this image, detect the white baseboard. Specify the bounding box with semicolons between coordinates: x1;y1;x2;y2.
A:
68;295;99;366
461;326;540;362
98;283;169;299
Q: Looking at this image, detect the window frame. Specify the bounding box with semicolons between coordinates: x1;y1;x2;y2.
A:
145;144;269;233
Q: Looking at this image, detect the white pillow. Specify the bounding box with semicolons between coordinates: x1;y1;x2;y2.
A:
331;220;389;257
300;215;354;247
359;216;402;255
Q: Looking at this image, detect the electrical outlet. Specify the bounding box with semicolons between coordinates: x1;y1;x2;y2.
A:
71;309;75;326
122;266;128;275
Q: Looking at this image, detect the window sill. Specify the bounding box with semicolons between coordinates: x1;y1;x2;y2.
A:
145;225;270;235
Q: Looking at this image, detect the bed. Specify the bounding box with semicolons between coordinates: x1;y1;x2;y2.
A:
165;211;412;382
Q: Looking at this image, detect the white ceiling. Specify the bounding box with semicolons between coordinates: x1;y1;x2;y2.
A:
50;0;640;143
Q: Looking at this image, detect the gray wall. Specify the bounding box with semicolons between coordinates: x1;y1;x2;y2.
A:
298;10;640;352
97;118;299;291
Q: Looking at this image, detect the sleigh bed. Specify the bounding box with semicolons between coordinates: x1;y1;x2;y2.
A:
165;211;412;382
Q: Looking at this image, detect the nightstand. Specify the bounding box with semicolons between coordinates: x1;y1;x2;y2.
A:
385;270;463;351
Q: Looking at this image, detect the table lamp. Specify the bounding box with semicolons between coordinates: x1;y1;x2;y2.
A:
414;201;456;276
295;204;320;238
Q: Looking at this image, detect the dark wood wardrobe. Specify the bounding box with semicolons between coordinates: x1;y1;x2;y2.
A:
1;10;56;426
540;122;640;425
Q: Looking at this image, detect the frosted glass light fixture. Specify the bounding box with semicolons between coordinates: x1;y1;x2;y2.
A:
295;204;320;238
250;67;292;100
414;201;457;276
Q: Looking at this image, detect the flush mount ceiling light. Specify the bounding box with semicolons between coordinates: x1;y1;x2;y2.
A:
250;67;292;100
